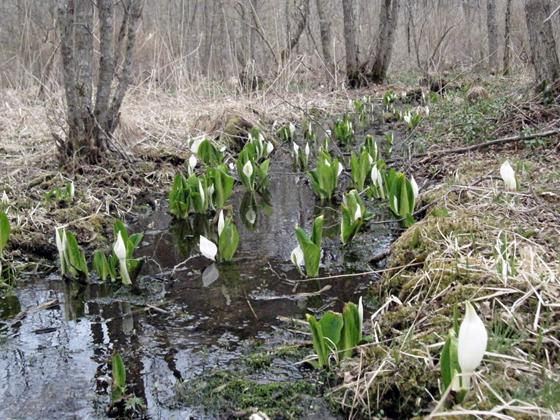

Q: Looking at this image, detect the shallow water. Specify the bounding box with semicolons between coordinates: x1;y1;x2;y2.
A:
0;145;397;419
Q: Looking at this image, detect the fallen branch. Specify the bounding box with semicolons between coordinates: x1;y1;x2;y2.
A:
408;128;560;161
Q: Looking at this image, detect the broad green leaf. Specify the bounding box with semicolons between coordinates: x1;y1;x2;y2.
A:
440;329;460;391
218;220;240;262
307;314;328;368
340;303;361;358
93;250;110;281
0;211;10;256
310;215;324;247
319;311;344;353
295;227;321;277
64;231;88;278
111;353;126;402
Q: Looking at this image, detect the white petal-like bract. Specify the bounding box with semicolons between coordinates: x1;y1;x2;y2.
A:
290;246;304;267
266;141;274;155
199;235;218;261
218;210;225;237
410;175;419;199
188;155;197;172
500;161;517;191
458;302;487;374
113;231;127;261
190;137;205;154
337;162;344;177
243;160;254;178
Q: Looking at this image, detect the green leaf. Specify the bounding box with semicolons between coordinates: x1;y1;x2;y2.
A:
209;165;234;209
64;231;88;278
310;215;324;247
340;303;361;359
93;250;110;281
0;211;10;256
307;314;328;367
111;353;126;403
218;220;240;262
319;311;344;353
440;329;460;391
197;139;223;166
295;227;321;277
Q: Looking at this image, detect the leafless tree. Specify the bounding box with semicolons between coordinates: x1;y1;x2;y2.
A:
524;0;560;89
342;0;359;86
370;0;400;83
315;0;335;81
486;0;498;72
56;0;143;163
503;0;513;75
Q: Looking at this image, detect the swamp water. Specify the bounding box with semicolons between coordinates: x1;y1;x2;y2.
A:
0;145;399;419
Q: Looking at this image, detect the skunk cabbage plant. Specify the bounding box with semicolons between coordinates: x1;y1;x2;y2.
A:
292;215;324;277
333;116;354;146
350;149;373;191
55;227;88;280
500;161;517;191
0;211;9;258
307;298;364;368
340;190;367;244
309;152;343;201
386;169;416;227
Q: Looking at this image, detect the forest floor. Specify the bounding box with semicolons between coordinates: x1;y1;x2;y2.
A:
0;73;559;419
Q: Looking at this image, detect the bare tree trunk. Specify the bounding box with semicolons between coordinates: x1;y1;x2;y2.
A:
524;0;560;88
462;0;473;61
342;0;360;87
315;0;335;80
503;0;512;75
486;0;498;72
370;0;400;84
56;0;144;163
282;0;310;61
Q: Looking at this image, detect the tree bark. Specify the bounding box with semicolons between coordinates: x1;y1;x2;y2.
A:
342;0;360;87
503;0;512;75
315;0;335;80
56;0;144;163
370;0;400;84
524;0;560;88
283;0;310;60
486;0;498;72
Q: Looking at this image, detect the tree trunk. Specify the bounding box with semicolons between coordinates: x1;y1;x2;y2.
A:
342;0;360;87
315;0;335;80
524;0;560;88
503;0;512;75
370;0;400;84
282;0;310;61
56;0;143;164
486;0;498;72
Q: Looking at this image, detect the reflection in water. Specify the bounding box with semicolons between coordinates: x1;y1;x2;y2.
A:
0;149;394;418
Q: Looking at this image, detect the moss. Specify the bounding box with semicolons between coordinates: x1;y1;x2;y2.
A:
177;371;317;419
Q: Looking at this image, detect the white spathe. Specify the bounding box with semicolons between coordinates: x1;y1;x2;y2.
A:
266;141;274;155
500;161;517;191
218;210;225;237
113;231;131;285
190;137;205;154
1;191;8;205
354;205;362;220
289;122;295;136
290;246;304;267
69;181;75;199
304;143;310;158
458;301;487;388
358;296;363;334
198;180;205;207
55;227;67;274
410;175;419;199
293;142;300;155
371;166;380;184
337;162;344;177
188;155;197;173
243;160;254;178
199;235;218;261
